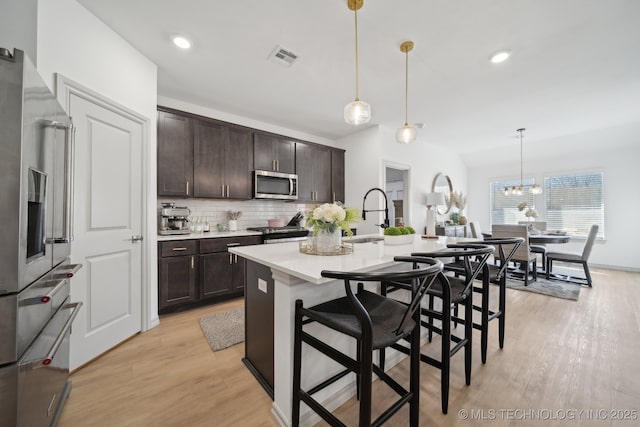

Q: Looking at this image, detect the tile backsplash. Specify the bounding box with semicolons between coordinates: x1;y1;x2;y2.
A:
158;199;312;229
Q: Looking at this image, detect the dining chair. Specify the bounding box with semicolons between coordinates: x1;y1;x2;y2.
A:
469;221;482;239
518;221;548;269
492;224;537;286
292;257;443;427
546;224;599;286
380;243;494;414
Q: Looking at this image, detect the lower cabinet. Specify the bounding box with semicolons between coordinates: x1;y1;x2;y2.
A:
158;236;262;313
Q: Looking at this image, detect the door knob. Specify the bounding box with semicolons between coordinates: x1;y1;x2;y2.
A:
131;235;144;242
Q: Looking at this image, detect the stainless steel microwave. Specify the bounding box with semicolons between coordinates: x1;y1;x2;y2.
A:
253;170;298;200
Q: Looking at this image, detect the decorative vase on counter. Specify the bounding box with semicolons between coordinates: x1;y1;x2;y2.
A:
228;220;238;232
313;228;342;254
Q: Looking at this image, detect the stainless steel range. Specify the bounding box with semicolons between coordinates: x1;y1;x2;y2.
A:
0;48;83;427
246;226;310;244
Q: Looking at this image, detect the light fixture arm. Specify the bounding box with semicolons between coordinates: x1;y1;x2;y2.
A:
519;127;524;187
402;41;413;125
349;0;364;101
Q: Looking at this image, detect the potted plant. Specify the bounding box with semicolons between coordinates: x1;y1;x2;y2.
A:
452;191;467;225
383;226;416;245
306;203;360;254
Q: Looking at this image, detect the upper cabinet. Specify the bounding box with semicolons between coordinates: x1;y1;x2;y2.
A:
296;143;332;203
157;110;193;197
193;118;253;199
331;149;345;203
158;107;252;200
253;132;296;174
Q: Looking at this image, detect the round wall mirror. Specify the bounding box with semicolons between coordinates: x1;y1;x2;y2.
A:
431;173;453;215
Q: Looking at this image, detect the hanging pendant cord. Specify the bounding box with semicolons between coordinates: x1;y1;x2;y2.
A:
354;8;360;101
520;131;523;186
404;49;409;126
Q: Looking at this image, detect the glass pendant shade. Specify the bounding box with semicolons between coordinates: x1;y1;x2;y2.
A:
396;124;417;144
344;99;371;125
530;183;542;194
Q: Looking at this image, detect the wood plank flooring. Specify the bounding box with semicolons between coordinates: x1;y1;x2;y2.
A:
58;266;640;427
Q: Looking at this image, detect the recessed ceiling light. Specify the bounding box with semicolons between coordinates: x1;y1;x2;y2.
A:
172;36;191;49
489;50;511;64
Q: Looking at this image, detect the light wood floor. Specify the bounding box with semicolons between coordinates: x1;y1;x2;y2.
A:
58;266;640;427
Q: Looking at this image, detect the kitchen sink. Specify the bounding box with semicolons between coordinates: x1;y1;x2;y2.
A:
346;236;384;244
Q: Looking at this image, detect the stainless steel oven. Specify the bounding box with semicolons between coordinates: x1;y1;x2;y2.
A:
0;47;82;427
253;170;298;200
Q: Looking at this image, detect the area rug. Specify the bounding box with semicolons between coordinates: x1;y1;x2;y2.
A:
199;308;244;351
505;273;582;301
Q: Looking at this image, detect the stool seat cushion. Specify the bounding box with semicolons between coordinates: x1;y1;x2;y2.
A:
425;275;470;303
305;289;416;350
547;251;582;262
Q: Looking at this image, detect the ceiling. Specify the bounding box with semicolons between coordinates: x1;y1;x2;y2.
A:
77;0;640;154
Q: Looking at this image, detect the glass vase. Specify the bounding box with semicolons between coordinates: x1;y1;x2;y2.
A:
314;228;342;254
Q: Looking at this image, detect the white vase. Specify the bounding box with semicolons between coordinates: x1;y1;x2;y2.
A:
228;220;238;232
314;228;341;254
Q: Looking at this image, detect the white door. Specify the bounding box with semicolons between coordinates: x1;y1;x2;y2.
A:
62;84;145;370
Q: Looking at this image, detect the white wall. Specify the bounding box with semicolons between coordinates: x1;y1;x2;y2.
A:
466;122;640;270
342;126;467;235
37;0;159;328
0;0;38;64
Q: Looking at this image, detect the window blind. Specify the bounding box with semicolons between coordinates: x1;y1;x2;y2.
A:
544;172;604;238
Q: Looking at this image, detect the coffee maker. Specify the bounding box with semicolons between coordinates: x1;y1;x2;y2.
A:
159;203;191;235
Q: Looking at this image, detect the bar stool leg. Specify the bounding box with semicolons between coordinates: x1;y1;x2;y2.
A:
441;302;451;414
464;299;473;385
499;274;506;349
480;274;490;364
291;300;303;427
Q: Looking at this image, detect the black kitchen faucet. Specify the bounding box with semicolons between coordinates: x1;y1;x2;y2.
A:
362;187;390;229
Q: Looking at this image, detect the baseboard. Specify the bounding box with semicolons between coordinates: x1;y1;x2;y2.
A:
589;263;640;273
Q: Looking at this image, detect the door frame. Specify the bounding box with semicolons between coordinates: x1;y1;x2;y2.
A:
382;160;412;229
55;75;154;332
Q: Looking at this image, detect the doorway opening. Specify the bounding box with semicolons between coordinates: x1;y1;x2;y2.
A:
384;164;410;228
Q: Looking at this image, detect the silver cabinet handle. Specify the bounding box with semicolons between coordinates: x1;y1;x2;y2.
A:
276;160;279;171
226;242;240;247
289;178;294;196
186;181;189;195
226;184;230;198
229;253;233;264
131;235;143;242
333;192;336;202
221;185;225;197
191;256;194;269
234;254;238;263
172;247;187;251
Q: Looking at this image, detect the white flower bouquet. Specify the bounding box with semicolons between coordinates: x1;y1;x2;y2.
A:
306;202;360;237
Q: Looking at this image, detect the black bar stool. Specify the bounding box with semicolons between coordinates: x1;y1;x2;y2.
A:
291;257;443;427
381;243;494;414
445;237;524;363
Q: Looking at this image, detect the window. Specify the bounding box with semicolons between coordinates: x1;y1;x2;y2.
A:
490;178;536;225
544;172;604;238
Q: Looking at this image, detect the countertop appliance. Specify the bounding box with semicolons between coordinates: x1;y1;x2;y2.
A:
253;170;298;200
246;226;310;244
0;47;83;427
158;204;191;235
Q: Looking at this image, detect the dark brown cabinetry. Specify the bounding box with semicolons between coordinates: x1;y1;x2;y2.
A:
158;240;197;311
193;119;253;199
331;149;345;203
158;236;261;313
158;107;253;200
296;142;332;203
157;110;193;197
254;132;296;174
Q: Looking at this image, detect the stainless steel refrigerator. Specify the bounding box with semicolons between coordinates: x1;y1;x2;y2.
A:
0;47;82;427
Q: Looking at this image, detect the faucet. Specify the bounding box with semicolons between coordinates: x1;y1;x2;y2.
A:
362;187;390;229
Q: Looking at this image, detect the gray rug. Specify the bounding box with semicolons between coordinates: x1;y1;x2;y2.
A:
199;308;244;351
505;271;582;301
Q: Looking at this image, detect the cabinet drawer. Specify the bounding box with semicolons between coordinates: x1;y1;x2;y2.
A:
160;240;197;257
199;236;262;254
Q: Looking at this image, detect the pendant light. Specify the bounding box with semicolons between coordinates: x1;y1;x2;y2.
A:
396;40;416;144
503;128;542;195
344;0;371;126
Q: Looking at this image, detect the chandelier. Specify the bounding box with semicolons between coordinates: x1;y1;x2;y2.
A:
504;128;542;196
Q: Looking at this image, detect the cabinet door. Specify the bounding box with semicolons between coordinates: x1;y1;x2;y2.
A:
331;149;345;203
295;143;315;202
274;139;296;174
254;133;277;172
159;256;197;311
313;147;332;203
193;119;225;198
200;253;233;298
231;254;246;292
225;127;253;199
157;111;193;197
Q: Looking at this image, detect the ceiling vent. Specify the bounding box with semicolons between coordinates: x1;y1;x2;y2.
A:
269;45;299;67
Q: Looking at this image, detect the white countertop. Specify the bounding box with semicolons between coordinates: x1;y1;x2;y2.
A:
229;234;469;284
157;230;263;241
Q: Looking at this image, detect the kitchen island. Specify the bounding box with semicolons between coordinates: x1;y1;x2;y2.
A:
229;235;466;427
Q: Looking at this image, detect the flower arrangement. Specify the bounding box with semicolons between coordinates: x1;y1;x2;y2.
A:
306;203;360;237
452;191;467;214
227;210;242;220
517;202;538;219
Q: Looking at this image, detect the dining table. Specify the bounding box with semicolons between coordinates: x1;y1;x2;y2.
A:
481;232;571;244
